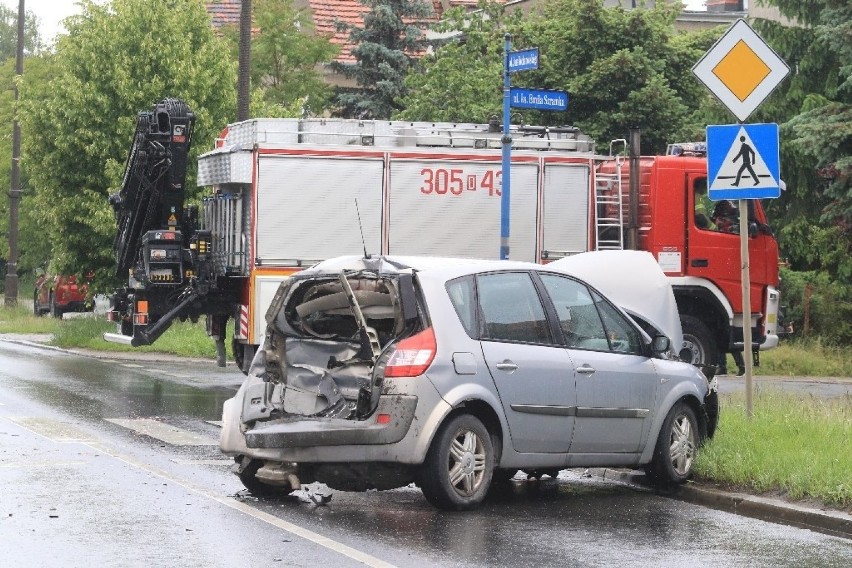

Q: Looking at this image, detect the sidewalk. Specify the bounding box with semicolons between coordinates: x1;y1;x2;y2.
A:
2;332;850;539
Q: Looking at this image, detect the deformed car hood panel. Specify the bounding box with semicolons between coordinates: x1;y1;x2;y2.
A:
548;250;683;352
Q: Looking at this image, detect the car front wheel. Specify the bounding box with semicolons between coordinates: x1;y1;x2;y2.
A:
420;414;494;511
646;402;699;486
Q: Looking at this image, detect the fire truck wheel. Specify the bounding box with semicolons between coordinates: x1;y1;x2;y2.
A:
234;343;256;375
679;315;718;366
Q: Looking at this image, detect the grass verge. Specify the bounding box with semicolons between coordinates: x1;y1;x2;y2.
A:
754;338;852;377
695;389;852;508
0;302;228;359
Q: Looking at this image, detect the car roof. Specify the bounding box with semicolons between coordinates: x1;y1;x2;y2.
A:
303;255;542;280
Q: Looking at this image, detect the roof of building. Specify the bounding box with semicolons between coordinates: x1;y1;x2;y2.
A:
206;0;242;29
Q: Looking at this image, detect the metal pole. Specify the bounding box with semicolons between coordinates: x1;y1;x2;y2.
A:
739;198;754;418
627;128;641;250
500;34;512;260
4;0;24;307
237;0;252;121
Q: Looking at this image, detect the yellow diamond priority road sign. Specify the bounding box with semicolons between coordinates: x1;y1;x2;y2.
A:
693;19;789;122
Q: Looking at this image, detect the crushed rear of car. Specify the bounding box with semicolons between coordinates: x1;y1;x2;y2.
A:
221;256;433;494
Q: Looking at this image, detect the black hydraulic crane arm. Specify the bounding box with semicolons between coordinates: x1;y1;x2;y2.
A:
110;98;195;277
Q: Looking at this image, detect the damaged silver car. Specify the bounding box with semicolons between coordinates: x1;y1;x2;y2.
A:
220;254;718;510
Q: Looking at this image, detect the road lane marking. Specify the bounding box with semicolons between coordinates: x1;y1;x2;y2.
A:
170;458;233;465
83;440;397;568
121;364;145;368
5;416;96;442
106;418;218;446
0;460;86;469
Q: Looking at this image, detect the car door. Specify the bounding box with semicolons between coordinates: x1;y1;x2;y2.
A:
476;271;576;454
538;274;659;454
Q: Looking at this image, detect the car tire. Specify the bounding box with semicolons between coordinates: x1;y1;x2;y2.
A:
236;459;292;497
49;292;63;319
679;315;718;366
646;402;699;486
420;414;494;511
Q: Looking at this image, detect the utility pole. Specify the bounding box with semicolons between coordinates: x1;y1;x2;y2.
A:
237;0;251;121
4;0;24;307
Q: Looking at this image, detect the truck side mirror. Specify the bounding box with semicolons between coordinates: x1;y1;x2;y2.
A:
749;222;759;238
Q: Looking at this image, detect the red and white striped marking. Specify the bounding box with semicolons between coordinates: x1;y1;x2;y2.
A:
237;305;249;339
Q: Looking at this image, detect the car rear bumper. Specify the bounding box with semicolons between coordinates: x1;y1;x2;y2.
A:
244;395;418;449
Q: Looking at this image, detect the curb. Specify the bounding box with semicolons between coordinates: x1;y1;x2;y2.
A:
593;468;852;540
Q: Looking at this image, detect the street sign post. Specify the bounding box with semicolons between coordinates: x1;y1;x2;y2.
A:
501;42;567;259
693;19;790;418
692;19;790;122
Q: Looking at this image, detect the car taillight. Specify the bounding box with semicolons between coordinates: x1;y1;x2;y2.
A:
384;327;436;378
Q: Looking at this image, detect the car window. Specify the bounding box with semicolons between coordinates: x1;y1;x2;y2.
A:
539;274;609;350
446;276;478;338
591;290;643;354
477;272;551;344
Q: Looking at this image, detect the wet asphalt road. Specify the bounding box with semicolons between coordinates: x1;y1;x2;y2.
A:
1;340;850;567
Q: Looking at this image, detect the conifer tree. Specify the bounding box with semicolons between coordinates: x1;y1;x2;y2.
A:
333;0;433;119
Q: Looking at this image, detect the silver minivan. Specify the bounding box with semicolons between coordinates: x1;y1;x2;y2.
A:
220;254;718;510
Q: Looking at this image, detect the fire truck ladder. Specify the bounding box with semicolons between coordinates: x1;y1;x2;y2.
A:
594;140;626;250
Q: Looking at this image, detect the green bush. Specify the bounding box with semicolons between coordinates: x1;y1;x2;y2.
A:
779;267;852;345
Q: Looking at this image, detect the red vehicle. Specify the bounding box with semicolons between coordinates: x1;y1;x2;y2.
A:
104;108;780;372
33;272;92;318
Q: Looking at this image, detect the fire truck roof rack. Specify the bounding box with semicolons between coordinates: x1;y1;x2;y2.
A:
217;118;595;153
667;142;707;156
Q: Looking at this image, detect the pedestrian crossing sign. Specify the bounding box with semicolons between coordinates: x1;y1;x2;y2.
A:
707;123;781;200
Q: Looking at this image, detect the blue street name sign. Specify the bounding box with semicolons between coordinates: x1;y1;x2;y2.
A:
707;123;781;200
508;48;539;73
510;88;568;111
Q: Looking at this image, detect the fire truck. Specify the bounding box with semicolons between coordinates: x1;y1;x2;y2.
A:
105;100;781;373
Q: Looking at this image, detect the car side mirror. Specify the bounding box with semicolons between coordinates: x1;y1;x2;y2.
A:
748;222;759;238
651;335;670;355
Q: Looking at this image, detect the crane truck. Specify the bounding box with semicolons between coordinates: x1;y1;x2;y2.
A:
105;99;781;373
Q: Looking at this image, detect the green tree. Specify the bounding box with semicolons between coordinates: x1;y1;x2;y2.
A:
18;0;235;288
333;0;433;119
0;4;41;59
0;6;44;278
396;3;517;123
752;0;851;281
223;0;339;115
399;0;713;154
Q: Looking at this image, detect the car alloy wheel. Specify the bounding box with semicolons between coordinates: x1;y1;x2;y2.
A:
669;412;696;476
420;414;494;510
647;401;699;486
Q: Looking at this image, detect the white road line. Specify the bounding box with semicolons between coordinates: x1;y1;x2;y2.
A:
106;418;217;446
170;458;233;465
0;460;86;469
160;372;190;379
121;363;145;368
85;440;397;568
5;416;96;442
